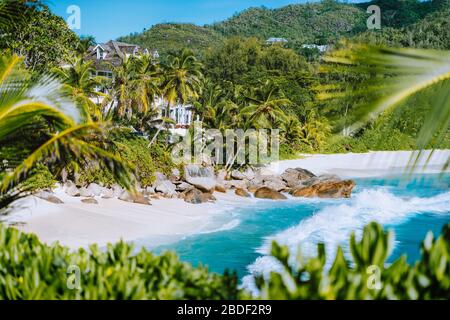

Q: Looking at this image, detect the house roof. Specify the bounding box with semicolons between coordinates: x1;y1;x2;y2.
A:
86;40;156;70
266;37;288;43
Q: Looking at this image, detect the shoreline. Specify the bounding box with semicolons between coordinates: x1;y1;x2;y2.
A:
270;150;450;178
3;150;449;249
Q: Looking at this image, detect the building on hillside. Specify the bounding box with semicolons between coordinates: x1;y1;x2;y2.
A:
86;40;157;78
155;98;194;130
301;44;329;53
266;37;288;45
86;41;193;130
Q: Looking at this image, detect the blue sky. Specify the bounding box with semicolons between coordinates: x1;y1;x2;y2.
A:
49;0;364;43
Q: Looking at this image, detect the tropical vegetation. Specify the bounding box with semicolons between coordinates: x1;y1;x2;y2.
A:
0;222;448;299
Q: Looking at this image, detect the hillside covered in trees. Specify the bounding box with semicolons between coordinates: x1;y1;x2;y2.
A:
118;0;449;57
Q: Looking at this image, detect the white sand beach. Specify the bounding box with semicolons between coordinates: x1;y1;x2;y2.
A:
3;189;251;249
3;150;449;249
269;150;450;178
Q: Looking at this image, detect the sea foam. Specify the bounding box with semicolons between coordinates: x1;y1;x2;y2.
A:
242;188;450;294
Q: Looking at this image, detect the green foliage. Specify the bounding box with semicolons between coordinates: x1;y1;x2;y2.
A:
0;53;133;211
0;225;238;300
0;4;80;72
116;1;447;59
112;135;174;187
21;163;56;192
354;11;450;50
204;38;310;87
210;3;366;46
251;222;450;300
118;23;224;60
1;222;448;300
76;164;116;188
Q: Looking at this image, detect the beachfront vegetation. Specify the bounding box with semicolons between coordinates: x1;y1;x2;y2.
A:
0;52;133;210
253;222;450;300
0;222;448;300
119;0;450;155
0;224;238;299
0;1;80;72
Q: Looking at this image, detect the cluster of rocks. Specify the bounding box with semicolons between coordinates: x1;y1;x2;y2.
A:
37;165;356;205
226;167;355;200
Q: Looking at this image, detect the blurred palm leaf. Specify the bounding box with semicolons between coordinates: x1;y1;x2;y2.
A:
1;123;133;194
0;53;133;211
0;0;42;29
318;43;450;169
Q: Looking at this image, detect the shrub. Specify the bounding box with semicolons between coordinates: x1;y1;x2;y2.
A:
74;135;176;188
0;225;238;300
0;223;448;300
21;164;56;192
77;164;116;188
250;223;450;300
113;137;174;187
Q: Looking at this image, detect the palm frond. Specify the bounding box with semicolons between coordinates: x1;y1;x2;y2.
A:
319;43;450;170
1;123;134;193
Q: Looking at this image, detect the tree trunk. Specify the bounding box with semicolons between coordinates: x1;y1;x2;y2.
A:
148;126;163;148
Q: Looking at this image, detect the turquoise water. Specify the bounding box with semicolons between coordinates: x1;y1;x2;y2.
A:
151;174;450;287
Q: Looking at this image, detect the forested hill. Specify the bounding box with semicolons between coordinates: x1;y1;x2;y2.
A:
117;0;448;57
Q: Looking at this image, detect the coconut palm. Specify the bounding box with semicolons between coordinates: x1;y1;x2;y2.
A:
76;35;96;57
52;58;107;121
104;54;160;122
241;81;290;129
0;53;133;211
160;49;203;119
193;78;223;122
276;115;303;146
0;0;41;29
319;43;450;167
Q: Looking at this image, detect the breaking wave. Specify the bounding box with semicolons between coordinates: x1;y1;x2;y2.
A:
242;188;450;293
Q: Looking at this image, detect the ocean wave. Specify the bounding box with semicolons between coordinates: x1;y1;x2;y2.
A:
242;188;450;293
199;219;241;234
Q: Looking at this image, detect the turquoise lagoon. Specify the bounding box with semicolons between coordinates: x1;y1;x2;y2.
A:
148;173;450;287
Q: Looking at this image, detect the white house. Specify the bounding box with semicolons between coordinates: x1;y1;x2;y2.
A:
266;37;288;45
87;41;194;129
301;44;329;53
155;98;194;130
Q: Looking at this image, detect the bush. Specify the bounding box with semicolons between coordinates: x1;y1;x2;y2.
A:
0;225;238;300
113;137;174;187
21;164;56;192
251;223;450;300
0;222;448;300
74;134;176;188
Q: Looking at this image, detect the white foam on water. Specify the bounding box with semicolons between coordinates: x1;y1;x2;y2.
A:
199;219;241;234
242;188;450;294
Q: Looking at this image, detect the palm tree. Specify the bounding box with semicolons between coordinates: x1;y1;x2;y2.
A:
319;44;450;166
52;58;107;121
0;0;41;29
241;81;290;129
193;78;223;123
276;115;303;146
76;35;96;57
160;49;203;123
0;53;133;211
104;54;160;122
